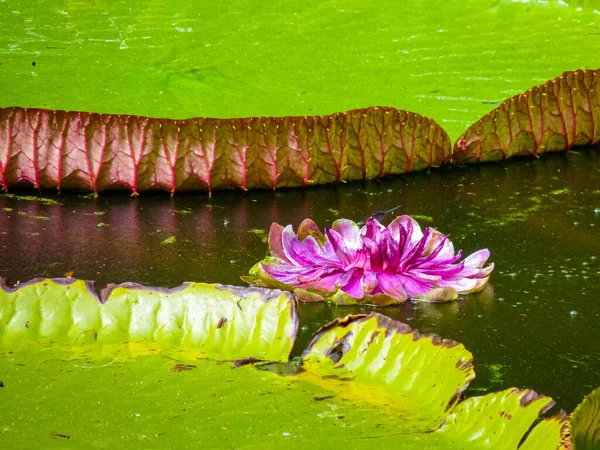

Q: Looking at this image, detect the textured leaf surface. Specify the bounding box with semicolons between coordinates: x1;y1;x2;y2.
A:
520;412;571;450
0;312;567;449
1;0;597;141
571;386;600;449
0;106;451;194
300;313;475;430
3;69;600;194
0;278;298;362
437;388;556;449
454;69;600;163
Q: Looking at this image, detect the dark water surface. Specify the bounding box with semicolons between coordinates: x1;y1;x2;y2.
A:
2;151;600;411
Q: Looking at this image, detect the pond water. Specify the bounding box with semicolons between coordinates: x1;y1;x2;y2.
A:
1;150;599;413
2;0;600;446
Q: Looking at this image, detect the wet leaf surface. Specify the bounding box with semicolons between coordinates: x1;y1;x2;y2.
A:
0;106;451;193
571;386;600;449
454;69;600;163
0;278;298;362
300;313;474;430
0;312;580;449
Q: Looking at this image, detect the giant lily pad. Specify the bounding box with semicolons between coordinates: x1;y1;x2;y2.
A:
571;386;600;449
0;308;583;448
0;1;595;137
1;1;599;194
454;69;600;163
520;412;571;450
437;388;556;449
0;106;451;194
0;278;298;362
300;313;475;430
2;69;600;193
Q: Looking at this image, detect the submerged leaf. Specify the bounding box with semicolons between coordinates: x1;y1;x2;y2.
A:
454;69;600;163
0;278;298;362
160;235;177;245
0;106;451;194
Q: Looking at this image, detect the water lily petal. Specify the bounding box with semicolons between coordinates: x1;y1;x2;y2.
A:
414;263;465;278
293;235;342;266
281;225;307;266
331;219;361;249
250;215;494;304
361;217;385;240
297;218;327;244
338;269;364;298
400;215;424;243
401;227;433;266
468;276;491;293
438;276;479;293
263;263;343;293
380;231;401;272
268;223;288;261
396;273;437;297
362;237;384;272
298;270;346;292
360;270;379;295
377;273;410;300
325;228;356;266
463;249;491;269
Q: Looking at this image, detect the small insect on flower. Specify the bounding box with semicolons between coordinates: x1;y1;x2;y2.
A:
243;216;494;306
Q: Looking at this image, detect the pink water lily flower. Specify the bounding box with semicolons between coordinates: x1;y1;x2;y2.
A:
244;216;494;305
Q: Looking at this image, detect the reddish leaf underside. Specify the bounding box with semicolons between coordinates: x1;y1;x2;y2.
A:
1;69;598;194
0;106;451;194
454;68;600;162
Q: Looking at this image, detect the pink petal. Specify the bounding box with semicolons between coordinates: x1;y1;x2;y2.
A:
360;270;379;295
380;232;401;272
363;237;384;271
298;218;326;244
339;269;364;298
290;235;341;266
388;215;422;242
377;273;409;300
438;276;479;293
463;249;491;269
360;217;385;240
268;223;288;261
383;273;432;297
331;219;361;249
325;228;356;266
281;225;304;265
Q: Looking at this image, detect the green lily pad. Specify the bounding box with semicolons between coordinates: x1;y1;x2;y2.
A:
571;385;600;449
1;2;599;193
520;412;571;450
437;388;556;449
0;278;298;362
454;69;600;163
1;0;596;141
0;310;570;449
300;313;475;430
